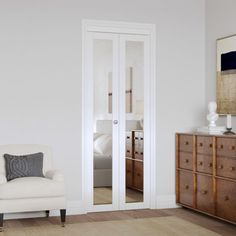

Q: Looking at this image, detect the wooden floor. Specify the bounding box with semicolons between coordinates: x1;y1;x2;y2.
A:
3;208;236;235
94;187;143;204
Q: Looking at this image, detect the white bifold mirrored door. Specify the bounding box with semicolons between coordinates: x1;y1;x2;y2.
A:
87;31;151;212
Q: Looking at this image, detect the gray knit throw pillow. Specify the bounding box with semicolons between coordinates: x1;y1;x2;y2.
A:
4;152;44;181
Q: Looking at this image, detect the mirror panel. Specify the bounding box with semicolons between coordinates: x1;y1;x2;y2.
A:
93;39;113;205
125;41;144;203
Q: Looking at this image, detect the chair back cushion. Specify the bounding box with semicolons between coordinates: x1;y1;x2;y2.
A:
0;145;52;176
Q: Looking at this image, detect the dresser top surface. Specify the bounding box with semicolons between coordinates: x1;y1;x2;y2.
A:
176;132;236;138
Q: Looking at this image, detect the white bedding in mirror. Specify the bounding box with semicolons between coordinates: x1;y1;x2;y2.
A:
94;133;112;156
94;153;112;169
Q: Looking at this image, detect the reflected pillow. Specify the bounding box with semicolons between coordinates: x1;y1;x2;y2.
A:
94;133;103;141
93;133;103;154
94;133;112;156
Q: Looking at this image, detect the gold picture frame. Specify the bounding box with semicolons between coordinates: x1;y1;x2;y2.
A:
217;34;236;115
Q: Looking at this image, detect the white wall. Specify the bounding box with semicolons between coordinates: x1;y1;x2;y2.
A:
206;0;236;127
0;0;205;213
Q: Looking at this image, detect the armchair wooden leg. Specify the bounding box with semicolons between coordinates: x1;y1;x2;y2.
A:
60;209;66;227
45;210;50;218
0;213;3;232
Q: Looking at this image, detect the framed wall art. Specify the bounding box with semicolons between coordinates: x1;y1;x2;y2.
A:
217;34;236;115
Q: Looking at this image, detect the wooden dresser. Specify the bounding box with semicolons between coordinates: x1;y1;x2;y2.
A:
126;130;143;191
176;133;236;224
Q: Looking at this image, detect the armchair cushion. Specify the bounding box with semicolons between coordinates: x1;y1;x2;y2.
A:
45;170;64;182
0;174;7;185
0;177;65;200
4;153;44;181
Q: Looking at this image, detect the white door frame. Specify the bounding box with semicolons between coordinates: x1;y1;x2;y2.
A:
82;19;156;213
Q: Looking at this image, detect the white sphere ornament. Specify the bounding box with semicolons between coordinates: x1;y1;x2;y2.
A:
207;101;219;127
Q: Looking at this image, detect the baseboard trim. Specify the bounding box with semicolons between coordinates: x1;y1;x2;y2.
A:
155;194;179;209
4;195;179;220
4;200;85;220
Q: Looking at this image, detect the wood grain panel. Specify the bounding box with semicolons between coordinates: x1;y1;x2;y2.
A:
197;136;213;155
126;159;133;188
126;131;133;158
133;161;143;191
216;156;236;179
179;152;193;170
179;135;193;152
196;174;214;214
216;137;236;157
179;171;194;207
196;154;213;174
216;179;236;222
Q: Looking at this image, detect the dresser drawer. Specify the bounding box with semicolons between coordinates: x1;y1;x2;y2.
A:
179;171;194;207
196;154;213;174
126;132;133;157
126;159;133;188
217;138;236;157
134;149;143;160
138;132;144;141
133;161;143;191
126;146;132;157
196;175;214;214
179;135;193;152
217;156;236;179
197;136;213;155
134;131;144;145
134;131;143;160
216;179;236;222
179;152;193;170
126;131;132;141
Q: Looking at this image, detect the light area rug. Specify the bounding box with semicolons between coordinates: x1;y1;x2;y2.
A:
2;216;220;236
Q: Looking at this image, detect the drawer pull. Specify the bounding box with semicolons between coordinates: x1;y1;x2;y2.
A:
208;163;213;167
127;150;130;153
127;170;131;173
127;136;130;139
230;166;235;171
199;143;203;147
137;173;141;177
140;137;143;140
185;185;189;190
135;137;139;140
135;151;139;154
220;144;224;149
140;152;143;155
230;146;235;150
224;196;229;201
199;161;203;166
218;165;224;169
200;190;208;195
209;143;213;148
185;141;189;145
185;159;189;163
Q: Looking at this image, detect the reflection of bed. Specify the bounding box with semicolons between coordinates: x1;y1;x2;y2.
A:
94;120;141;187
94;154;112;187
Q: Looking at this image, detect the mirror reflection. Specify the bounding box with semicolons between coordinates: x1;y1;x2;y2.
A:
93;39;144;205
93;39;113;205
125;41;144;203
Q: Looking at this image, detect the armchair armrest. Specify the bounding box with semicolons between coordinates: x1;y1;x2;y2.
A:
45;170;64;182
0;174;7;185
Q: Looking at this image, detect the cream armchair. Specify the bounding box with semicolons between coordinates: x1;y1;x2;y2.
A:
0;144;66;231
